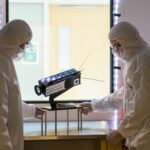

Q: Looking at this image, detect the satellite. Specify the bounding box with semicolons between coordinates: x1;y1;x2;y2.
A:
34;68;81;109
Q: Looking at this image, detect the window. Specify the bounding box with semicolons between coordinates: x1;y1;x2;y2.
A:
9;0;46;100
9;0;111;102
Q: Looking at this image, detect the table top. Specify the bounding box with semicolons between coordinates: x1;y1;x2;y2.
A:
24;120;120;141
42;105;82;111
25;134;106;141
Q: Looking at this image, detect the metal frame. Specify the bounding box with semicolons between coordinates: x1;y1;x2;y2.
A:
41;107;83;136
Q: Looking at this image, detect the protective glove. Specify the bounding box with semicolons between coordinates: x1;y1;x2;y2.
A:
79;102;93;115
107;130;124;144
35;107;45;119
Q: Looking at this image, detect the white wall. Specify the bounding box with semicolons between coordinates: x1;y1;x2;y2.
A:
118;0;150;45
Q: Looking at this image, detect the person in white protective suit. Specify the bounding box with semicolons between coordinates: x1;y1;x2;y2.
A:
80;22;150;150
0;19;44;150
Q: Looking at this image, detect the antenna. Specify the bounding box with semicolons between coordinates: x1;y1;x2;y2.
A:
77;50;104;83
82;77;104;82
78;50;92;71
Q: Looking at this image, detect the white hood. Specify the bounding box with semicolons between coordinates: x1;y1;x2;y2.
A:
0;19;32;58
108;22;148;61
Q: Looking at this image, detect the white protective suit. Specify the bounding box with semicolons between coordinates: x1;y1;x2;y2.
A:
0;20;33;150
91;22;150;150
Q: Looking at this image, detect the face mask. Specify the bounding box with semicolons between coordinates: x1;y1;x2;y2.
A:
112;47;126;62
13;46;25;61
112;46;121;56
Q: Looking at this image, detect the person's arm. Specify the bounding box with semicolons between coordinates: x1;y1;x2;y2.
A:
22;102;35;119
22;102;44;120
0;74;13;150
118;56;150;138
80;87;124;114
91;87;124;113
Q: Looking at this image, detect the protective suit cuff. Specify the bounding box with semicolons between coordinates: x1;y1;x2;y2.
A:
29;104;36;117
91;99;99;112
22;102;36;119
117;126;127;138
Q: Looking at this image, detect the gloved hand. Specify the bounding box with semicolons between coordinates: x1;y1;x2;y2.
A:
107;130;124;144
35;107;45;119
79;102;93;115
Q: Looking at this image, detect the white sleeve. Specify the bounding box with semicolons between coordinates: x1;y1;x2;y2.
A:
0;74;13;150
91;87;124;113
22;102;36;119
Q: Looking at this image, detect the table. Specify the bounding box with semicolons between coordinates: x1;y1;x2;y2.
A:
41;106;83;135
24;120;123;150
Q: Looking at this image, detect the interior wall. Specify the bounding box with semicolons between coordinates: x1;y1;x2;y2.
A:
118;0;150;45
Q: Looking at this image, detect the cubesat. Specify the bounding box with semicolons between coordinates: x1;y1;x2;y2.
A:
34;68;81;109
